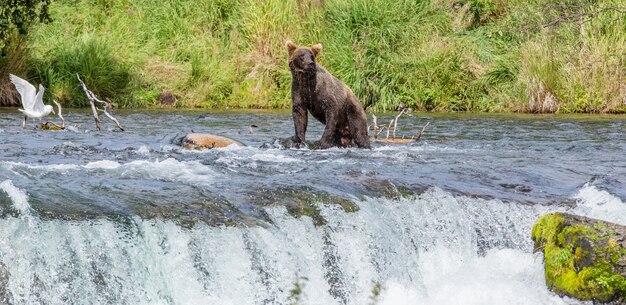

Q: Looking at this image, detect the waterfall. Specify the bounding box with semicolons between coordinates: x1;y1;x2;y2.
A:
0;180;601;305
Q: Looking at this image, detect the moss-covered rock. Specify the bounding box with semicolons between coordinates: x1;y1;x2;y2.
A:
39;122;63;130
249;186;359;226
532;213;626;302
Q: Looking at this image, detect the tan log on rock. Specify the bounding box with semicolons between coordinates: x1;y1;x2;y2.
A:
180;133;243;150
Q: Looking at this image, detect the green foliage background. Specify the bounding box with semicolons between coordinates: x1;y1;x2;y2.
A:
0;0;52;52
4;0;626;112
0;0;52;106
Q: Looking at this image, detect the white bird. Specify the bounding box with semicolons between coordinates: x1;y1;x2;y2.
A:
9;74;55;128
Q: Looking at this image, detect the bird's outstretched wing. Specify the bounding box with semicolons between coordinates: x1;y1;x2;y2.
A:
32;84;46;114
9;74;37;111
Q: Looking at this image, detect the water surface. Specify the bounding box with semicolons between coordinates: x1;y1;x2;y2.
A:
0;109;625;304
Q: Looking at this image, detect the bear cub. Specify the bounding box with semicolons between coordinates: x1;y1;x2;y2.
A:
286;40;370;149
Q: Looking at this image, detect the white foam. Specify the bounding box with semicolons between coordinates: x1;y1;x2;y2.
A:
1;161;77;172
250;152;302;163
117;158;218;185
65;125;80;132
573;183;626;225
372;144;467;153
2;158;218;185
216;147;302;164
159;144;179;153
176;142;245;155
136;145;151;156
1;161;80;172
379;249;577;305
0;180;30;215
84;160;122;169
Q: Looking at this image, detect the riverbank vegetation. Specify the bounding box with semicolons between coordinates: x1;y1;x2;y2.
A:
1;0;625;112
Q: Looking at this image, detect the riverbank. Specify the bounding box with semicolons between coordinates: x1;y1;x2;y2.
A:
2;0;625;113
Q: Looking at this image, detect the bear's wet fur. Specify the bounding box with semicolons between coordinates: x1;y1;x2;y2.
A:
286;40;370;149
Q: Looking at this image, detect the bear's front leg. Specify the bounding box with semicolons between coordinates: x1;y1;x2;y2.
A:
291;95;308;148
319;112;338;149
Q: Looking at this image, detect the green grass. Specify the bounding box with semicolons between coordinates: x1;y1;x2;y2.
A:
5;0;626;112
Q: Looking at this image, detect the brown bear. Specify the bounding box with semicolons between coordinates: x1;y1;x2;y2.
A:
286;40;370;149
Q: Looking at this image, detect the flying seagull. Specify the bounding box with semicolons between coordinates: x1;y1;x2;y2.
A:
9;74;55;128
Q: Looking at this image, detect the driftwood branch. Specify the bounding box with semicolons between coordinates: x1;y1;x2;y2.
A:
77;74;101;130
392;109;406;140
370;113;379;140
248;124;257;134
102;99;124;131
76;74;124;131
376;127;386;138
412;122;430;141
369;111;431;143
42;100;65;130
385;119;393;141
53;100;65;128
41;100;65;130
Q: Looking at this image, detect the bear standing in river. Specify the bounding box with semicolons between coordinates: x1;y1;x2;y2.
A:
286;41;370;149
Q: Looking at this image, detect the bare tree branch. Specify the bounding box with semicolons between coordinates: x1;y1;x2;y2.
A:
103;99;125;131
77;74;101;130
41;100;65;130
77;74;124;131
412;122;430;141
53;100;64;128
370;113;379;140
385;119;394;141
392;109;406;140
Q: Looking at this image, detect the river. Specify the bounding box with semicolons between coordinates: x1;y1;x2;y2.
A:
1;109;625;304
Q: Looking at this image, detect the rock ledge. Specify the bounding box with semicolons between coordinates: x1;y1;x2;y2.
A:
532;213;626;302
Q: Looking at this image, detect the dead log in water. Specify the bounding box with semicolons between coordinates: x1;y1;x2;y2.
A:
369;111;430;144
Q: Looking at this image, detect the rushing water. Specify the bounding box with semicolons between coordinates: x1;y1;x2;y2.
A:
0;109;625;305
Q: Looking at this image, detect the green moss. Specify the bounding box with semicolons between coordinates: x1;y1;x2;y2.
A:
251;187;359;226
39;122;63;130
531;213;566;251
360;179;423;200
532;213;626;302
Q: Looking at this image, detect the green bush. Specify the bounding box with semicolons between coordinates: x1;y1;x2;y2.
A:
0;0;52;52
31;37;132;107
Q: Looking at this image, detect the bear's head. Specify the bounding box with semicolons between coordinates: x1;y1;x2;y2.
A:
286;40;322;73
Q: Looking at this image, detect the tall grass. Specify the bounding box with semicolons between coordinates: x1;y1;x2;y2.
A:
30;37;132;107
8;0;626;112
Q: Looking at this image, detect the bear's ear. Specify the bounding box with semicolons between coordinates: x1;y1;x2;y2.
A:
286;40;297;55
311;44;322;56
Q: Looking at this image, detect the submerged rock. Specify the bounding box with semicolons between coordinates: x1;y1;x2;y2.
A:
532;213;626;303
248;186;359;226
274;137;320;149
180;133;242;150
38;122;64;130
